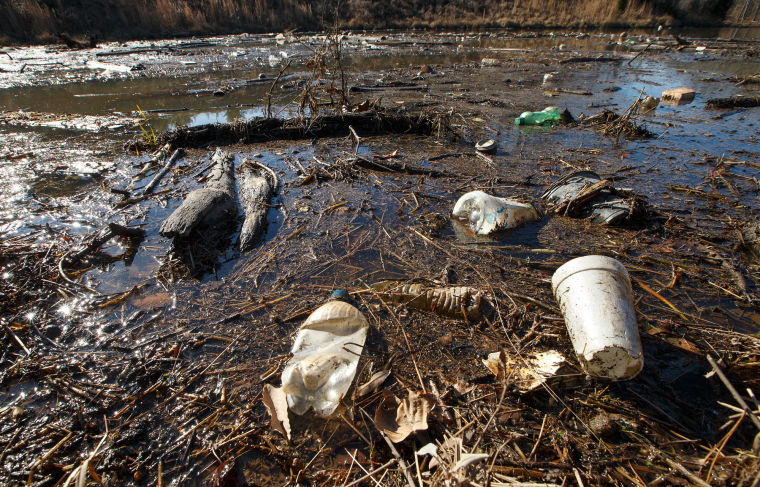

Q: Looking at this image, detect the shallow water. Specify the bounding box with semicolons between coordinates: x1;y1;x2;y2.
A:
1;30;759;297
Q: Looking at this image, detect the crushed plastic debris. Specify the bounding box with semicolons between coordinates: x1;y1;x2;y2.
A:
452;190;541;235
281;297;369;416
371;281;483;320
541;170;647;225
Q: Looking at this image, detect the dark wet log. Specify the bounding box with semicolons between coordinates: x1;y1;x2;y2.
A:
559;56;620;64
67;223;145;264
706;96;760;109
159;148;236;238
347;154;454;178
238;159;278;252
155;111;443;149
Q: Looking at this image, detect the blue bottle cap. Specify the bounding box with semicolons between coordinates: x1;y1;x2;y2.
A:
331;289;350;301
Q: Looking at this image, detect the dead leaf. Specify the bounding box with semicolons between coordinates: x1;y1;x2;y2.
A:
131;292;171;309
353;370;391;400
262;384;290;441
483;350;566;391
663;336;701;354
647;327;701;354
483;350;508;381
438;333;453;346
374;390;435;443
416;443;439;458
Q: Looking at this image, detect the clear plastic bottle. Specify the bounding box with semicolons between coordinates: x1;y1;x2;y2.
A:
370;281;483;320
280;294;369;417
452;191;541;235
514;106;561;126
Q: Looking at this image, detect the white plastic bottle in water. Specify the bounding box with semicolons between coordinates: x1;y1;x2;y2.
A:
452;191;541;235
280;291;369;417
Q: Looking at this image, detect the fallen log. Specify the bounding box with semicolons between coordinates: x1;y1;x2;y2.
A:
159;148;236;239
148;111;447;150
238;159;278;252
706;96;760;109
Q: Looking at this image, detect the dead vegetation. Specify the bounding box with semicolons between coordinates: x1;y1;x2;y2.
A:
0;0;735;45
141;110;453;151
3;187;760;486
577;95;656;140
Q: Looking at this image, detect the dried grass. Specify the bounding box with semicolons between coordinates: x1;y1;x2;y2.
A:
0;0;708;45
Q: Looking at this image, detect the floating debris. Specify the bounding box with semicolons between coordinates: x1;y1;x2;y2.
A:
452;191;541;234
661;87;696;105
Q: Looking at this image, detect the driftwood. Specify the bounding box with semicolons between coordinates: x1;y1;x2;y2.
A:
238;159;278;252
706;96;760;109
142;148;184;195
136;143;173;176
153;111;444;149
159;149;236;239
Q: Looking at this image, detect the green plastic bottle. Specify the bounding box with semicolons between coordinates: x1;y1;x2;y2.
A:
515;106;561;126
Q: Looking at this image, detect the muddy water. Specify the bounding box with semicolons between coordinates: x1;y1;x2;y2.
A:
1;30;759;298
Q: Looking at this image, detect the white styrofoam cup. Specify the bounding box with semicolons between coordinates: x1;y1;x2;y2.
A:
552;255;643;380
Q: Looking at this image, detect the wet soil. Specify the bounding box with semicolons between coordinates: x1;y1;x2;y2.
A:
1;30;760;486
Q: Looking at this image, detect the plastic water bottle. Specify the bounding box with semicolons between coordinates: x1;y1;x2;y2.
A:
452;191;541;235
280;292;369;417
370;281;483;320
514;106;561;126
